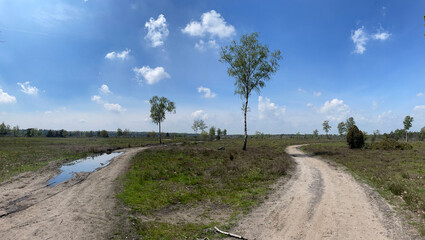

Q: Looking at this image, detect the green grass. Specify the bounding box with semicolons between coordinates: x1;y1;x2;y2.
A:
0;137;179;182
302;141;425;234
115;138;330;239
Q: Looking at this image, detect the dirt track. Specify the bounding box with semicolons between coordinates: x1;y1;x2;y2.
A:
0;147;148;240
228;145;420;240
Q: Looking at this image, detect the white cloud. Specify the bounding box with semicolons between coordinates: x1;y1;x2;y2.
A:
198;86;216;98
99;84;111;94
145;14;169;47
182;10;235;39
313;91;322;97
191;110;208;120
351;26;391;54
417;92;424;97
306;103;313;107
91;95;102;104
133;66;170;85
105;49;131;60
258;96;286;120
318;98;350;121
17;81;38;95
372;28;391;41
377;110;393;121
103;103;126;113
194;39;218;51
414;105;425;111
351;26;368;54
297;88;306;93
0;89;16;103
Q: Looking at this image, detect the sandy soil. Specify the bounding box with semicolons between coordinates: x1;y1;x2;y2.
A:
0;147;149;240
226;145;421;240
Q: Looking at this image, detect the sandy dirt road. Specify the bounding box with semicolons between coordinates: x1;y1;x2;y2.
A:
228;145;420;240
0;147;149;240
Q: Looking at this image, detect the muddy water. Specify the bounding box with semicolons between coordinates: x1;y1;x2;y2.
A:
48;152;123;186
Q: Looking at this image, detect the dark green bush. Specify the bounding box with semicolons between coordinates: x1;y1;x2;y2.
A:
369;138;412;150
346;125;364;149
389;182;404;196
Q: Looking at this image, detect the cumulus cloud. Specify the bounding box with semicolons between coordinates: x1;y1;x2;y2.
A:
414;105;425;111
306;103;313;107
318;98;350;121
17;81;38;95
351;26;368;54
0;89;16;103
198;86;216;98
372;28;391;41
258;96;286;120
417;92;424;97
133;66;170;85
105;49;131;60
313;91;322;97
351;26;391;54
145;14;169;47
191;110;208;120
91;95;125;113
91;95;102;104
182;10;235;39
194;39;218;51
103;103;126;113
99;84;111;94
297;88;306;93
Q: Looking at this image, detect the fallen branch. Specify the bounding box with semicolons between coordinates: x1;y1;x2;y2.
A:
214;226;248;240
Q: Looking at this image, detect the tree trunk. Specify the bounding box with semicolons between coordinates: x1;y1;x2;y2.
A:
406;131;408;143
242;95;249;151
159;122;162;144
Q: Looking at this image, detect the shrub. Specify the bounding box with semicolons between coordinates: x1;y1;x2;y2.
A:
369;138;412;150
346;125;364;149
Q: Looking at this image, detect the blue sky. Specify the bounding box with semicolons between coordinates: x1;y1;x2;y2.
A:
0;0;424;134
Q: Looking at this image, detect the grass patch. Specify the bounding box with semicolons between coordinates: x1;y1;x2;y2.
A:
115;138;326;239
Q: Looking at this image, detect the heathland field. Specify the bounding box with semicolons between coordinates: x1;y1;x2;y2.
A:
0;137;177;182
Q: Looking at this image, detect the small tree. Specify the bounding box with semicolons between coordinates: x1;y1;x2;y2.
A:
209;126;216;140
220;32;282;150
322;120;331;138
371;130;380;143
403;115;413;142
345;117;355;132
313;129;319;139
200;130;208;140
337;122;346;136
149;96;176;144
217;128;222;140
117;128;123;137
99;130;109;138
192;119;207;134
123;129;130;137
420;127;425;141
346;125;364;149
223;129;227;136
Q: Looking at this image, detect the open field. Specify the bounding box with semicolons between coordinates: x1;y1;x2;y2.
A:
303;141;425;234
0;137;180;183
114;138;326;239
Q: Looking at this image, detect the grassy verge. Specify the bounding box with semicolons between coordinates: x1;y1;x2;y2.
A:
0;137;180;183
115;138;331;239
302;141;425;234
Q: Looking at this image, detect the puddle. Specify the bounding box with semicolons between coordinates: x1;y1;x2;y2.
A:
48;152;123;186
